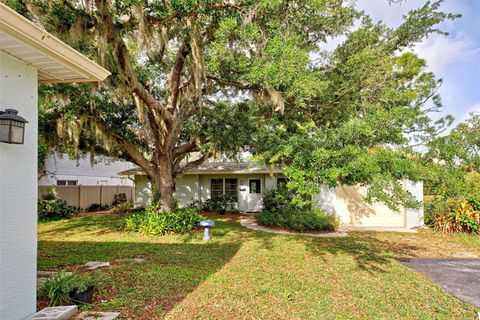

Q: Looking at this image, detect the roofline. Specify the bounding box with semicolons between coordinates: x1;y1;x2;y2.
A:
185;170;284;175
0;3;111;83
117;169;285;176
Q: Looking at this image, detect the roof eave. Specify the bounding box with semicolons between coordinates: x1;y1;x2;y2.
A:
0;3;110;83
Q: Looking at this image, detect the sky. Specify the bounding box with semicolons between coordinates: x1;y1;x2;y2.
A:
354;0;480;126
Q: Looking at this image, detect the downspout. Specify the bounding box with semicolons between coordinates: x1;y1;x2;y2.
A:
127;175;136;206
197;174;200;202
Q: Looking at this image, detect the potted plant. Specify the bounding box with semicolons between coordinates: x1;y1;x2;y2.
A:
68;276;95;305
39;271;76;306
39;271;96;306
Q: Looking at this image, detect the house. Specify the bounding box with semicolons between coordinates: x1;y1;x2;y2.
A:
39;152;134;186
118;162;424;228
0;3;109;319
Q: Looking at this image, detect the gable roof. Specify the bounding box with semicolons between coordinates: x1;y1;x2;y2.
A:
118;162;284;176
0;3;110;83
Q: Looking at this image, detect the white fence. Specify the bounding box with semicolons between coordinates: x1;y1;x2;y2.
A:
38;185;133;209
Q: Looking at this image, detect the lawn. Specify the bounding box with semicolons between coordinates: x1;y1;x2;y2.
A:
38;213;480;319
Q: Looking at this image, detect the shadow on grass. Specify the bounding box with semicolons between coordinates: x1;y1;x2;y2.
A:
38;239;241;317
243;227;422;273
301;233;421;273
38;213;126;236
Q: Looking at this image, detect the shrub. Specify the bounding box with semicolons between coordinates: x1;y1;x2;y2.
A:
111;201;133;214
257;187;338;232
425;197;480;234
38;187;77;220
468;194;480;211
262;188;293;212
196;195;236;214
257;204;339;232
124;208;202;235
87;203;108;212
39;271;76;306
38;199;77;220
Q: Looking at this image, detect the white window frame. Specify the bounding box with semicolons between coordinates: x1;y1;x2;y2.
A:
56;180;77;186
210;178;238;201
248;178;262;194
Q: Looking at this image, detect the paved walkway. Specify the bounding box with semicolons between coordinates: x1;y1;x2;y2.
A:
397;258;480;309
239;216;347;238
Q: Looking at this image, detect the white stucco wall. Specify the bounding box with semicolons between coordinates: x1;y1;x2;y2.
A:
134;175;152;207
330;182;424;228
404;181;424;228
314;185;337;215
0;52;38;319
133;173;279;211
132;173;424;228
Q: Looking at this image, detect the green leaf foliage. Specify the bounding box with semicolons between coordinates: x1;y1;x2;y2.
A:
124;208;202;235
5;0;459;209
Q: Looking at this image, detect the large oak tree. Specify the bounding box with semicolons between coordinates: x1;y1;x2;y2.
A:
7;0;457;211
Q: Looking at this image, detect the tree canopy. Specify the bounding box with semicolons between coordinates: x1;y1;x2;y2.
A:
6;0;459;211
424;114;480;197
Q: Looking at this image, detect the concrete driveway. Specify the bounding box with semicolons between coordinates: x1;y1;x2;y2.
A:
397;258;480;309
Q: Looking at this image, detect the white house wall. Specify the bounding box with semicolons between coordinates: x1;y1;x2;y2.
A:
404;181;424;228
0;52;38;320
39;152;134;186
132;173;424;228
314;185;337;215
333;183;424;228
134;174;279;210
134;175;152;207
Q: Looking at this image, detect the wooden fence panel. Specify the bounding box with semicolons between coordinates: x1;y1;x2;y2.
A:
38;185;133;210
79;186;101;209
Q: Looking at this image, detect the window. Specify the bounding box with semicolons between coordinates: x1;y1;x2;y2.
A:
277;177;288;189
211;178;238;201
211;179;224;198
57;180;77;186
225;179;238;201
249;179;261;194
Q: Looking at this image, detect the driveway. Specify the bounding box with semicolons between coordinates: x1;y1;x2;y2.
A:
397;258;480;309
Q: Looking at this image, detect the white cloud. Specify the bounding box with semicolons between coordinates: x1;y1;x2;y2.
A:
452;103;480;125
356;0;423;27
465;103;480;116
413;34;479;75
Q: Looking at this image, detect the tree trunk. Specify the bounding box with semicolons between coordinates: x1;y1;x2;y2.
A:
151;155;175;212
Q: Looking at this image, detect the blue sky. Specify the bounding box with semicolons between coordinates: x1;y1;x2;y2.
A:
356;0;480;125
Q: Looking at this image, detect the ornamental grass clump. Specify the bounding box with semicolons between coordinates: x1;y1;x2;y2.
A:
124;208;202;235
39;271;96;306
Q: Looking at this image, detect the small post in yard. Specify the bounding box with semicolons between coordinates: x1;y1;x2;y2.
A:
200;220;215;241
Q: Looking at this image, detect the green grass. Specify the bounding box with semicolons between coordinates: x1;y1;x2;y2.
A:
38;213;480;319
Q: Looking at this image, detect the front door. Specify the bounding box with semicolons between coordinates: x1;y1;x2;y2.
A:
247;179;262;211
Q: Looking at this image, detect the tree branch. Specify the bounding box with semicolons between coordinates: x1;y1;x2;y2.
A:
175;152;211;175
173;140;198;158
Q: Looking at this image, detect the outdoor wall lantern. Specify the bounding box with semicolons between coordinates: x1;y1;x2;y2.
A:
0;109;28;144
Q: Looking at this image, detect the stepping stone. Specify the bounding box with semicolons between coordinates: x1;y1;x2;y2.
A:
76;311;120;320
26;305;78;320
82;261;110;270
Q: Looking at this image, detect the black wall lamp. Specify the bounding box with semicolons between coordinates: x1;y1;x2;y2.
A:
0;109;28;144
